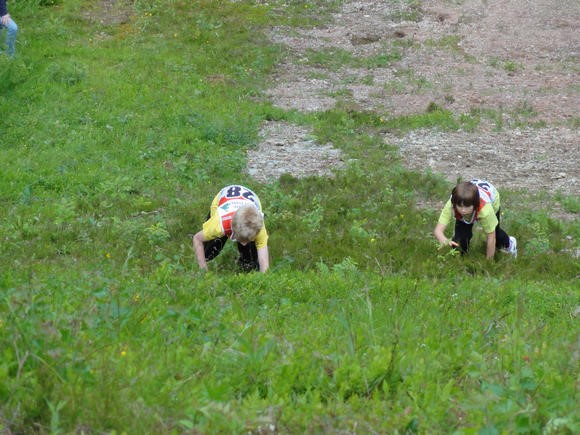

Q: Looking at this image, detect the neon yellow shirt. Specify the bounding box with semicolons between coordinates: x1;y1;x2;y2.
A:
438;189;501;235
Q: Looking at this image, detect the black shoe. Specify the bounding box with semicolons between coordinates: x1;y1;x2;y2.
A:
237;257;259;272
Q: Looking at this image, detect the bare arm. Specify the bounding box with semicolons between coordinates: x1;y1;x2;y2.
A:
192;231;208;271
257;246;270;273
434;222;459;248
486;232;496;259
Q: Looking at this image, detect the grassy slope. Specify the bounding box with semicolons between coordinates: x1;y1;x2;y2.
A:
0;0;578;433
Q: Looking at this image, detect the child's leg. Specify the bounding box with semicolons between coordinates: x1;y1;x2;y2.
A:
204;236;228;261
494;210;510;249
236;242;259;272
453;220;473;253
201;211;227;261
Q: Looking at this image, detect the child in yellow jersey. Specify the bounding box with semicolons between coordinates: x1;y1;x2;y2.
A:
434;179;517;259
192;185;270;272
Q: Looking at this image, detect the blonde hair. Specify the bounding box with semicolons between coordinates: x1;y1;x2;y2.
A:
232;205;263;243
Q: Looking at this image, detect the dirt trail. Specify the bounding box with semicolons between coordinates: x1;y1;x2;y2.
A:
250;0;579;197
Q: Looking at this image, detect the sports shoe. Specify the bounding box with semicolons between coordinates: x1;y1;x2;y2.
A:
504;236;517;258
237;257;259;272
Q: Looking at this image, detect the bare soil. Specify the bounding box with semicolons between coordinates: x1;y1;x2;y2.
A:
250;0;579;198
247;121;346;183
84;0;133;26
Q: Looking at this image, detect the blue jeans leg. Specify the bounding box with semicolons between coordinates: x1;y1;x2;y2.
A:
2;18;18;56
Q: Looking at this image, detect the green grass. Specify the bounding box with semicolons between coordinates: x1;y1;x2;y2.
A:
303;47;402;71
1;0;578;433
2;269;578;433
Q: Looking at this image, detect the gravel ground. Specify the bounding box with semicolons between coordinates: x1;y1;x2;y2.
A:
249;0;579;198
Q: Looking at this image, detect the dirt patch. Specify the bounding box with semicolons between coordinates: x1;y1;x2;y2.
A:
82;0;133;26
249;0;579;198
265;0;578;122
247;121;345;183
384;126;578;195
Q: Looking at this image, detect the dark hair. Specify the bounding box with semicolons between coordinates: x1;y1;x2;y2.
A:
451;182;480;209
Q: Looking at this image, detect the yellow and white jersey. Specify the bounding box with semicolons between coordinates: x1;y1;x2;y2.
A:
202;185;268;248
